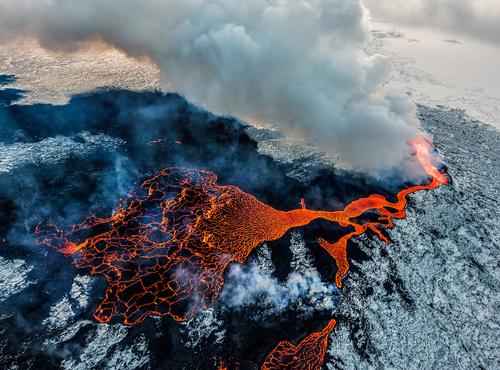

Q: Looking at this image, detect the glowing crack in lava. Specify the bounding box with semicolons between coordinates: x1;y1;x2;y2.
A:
261;320;336;370
36;138;446;329
36;168;347;324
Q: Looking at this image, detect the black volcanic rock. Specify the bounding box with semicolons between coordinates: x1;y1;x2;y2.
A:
1;81;497;369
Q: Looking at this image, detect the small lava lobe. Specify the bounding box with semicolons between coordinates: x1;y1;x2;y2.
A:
261;319;336;370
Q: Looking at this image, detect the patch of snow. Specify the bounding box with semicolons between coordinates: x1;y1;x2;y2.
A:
61;324;128;370
0;256;34;302
180;307;226;349
0;41;161;105
105;334;150;370
0;132;124;173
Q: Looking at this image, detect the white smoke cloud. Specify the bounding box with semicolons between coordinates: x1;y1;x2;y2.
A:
0;0;422;172
364;0;500;45
220;236;338;315
221;263;335;310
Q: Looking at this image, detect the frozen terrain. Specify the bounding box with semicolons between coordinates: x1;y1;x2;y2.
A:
0;41;161;105
327;106;500;369
368;22;500;129
0;42;499;369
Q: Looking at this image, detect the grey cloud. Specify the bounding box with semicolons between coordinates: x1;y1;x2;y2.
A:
0;0;423;173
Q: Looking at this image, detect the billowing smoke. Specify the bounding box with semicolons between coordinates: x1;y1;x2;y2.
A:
221;263;335;311
365;0;500;45
220;240;338;316
0;0;421;172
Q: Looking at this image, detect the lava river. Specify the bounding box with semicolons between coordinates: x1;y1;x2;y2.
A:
36;138;447;369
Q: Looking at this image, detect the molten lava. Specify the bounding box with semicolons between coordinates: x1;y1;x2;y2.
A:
259;138;447;370
36;137;446;368
261;319;336;370
36;169;349;324
318;138;448;287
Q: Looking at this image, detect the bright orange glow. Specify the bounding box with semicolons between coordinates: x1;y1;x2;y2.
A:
260;138;447;370
36;169;350;325
36;136;446;369
317;138;448;287
413;138;448;185
261;319;336;370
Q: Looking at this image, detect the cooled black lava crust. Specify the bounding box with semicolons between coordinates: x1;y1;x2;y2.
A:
0;78;410;369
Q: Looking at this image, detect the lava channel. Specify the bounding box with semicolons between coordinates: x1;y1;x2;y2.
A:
36;138;446;327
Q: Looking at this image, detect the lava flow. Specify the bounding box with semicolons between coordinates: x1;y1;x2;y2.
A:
261;320;336;370
317;138;448;287
36;138;446;327
259;138;447;370
36;168;346;324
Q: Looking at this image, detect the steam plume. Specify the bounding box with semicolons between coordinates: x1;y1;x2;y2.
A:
0;0;421;172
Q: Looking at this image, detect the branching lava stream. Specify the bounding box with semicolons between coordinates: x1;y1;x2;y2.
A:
36;138;447;368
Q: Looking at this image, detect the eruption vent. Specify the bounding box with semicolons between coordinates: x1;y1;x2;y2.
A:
318;138;448;287
36;139;446;326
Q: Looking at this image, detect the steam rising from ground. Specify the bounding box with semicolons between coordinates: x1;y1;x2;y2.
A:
221;234;338;316
0;0;421;172
365;0;500;46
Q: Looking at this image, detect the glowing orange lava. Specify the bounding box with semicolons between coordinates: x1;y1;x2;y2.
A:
318;140;448;288
317;138;447;287
259;138;446;370
36;168;346;324
36;138;446;332
261;319;336;370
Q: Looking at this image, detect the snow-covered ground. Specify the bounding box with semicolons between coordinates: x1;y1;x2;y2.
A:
0;41;162;105
368;21;500;130
327;106;500;369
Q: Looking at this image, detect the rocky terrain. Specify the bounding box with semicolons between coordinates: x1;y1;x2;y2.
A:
0;73;498;368
327;106;499;369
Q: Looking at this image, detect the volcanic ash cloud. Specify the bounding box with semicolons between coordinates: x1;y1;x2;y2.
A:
0;0;421;173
